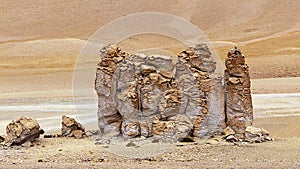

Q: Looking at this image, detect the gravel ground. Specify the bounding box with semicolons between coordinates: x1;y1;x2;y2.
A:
1;136;300;169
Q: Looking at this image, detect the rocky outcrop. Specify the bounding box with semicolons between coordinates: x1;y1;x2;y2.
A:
95;44;224;141
61;115;85;139
224;47;253;135
5;116;44;145
95;44;271;143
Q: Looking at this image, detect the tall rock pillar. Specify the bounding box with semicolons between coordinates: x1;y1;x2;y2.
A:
224;47;253;135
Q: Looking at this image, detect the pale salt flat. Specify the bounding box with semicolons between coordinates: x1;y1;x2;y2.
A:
0;92;299;135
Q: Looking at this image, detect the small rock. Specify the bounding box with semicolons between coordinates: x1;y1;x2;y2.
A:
0;135;5;142
97;158;105;162
122;122;140;138
21;141;32;148
61;115;85;138
140;65;156;75
206;138;219;145
228;77;241;84
43;134;53;138
85;130;101;137
223;127;235;137
225;135;238;142
37;158;43;162
102;145;109;148
73;130;84;139
245;126;262;135
126;141;136;147
261;128;270;136
176;143;185;147
95;138;111;145
185;48;195;56
151;138;160;143
265;136;273;141
177;136;195;142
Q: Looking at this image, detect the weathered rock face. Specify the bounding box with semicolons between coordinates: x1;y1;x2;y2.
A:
95;44;272;143
61;115;85;139
224;47;253;134
95;44;225;141
95;45;129;136
5;116;44;145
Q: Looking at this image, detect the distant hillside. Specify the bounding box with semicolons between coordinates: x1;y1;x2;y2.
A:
1;0;299;42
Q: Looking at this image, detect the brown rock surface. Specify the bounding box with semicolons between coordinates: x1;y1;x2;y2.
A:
5;116;44;145
244;126;273;143
61;115;85;138
95;45;129;136
225;47;253;134
95;44;225;141
95;44;273;144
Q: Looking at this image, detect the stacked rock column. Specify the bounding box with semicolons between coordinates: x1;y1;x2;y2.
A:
224;47;253;135
95;45;128;136
177;44;225;137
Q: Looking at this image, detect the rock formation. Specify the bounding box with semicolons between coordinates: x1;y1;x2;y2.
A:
95;44;224;141
224;47;253;136
61;115;85;139
5;116;44;145
95;44;270;143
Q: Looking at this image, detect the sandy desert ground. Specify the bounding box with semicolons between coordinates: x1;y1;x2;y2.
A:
0;0;300;168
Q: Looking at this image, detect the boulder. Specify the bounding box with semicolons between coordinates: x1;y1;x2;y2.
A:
121;121;140;138
222;127;235;137
6;116;44;145
222;126;272;143
61;115;85;138
244;126;273;143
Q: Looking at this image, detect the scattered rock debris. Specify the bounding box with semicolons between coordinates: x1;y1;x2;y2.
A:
223;126;273;143
44;115;88;139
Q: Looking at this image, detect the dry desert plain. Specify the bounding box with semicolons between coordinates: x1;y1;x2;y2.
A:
0;0;300;168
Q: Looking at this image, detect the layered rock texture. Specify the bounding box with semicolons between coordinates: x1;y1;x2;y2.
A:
4;116;44;145
61;115;86;139
95;44;270;143
95;44;224;141
224;47;253;135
